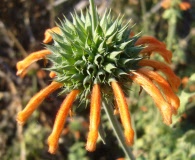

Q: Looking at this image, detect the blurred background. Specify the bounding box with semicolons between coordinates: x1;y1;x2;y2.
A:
0;0;195;159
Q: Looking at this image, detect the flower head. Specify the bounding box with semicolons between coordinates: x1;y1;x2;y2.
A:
16;1;180;154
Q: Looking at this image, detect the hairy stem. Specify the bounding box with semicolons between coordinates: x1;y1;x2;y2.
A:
167;19;176;50
140;0;149;33
102;101;135;160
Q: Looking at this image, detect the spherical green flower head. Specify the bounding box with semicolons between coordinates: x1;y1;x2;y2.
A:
47;9;143;103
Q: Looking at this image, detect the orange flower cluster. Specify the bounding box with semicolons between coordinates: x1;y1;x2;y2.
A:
16;27;180;153
161;0;191;10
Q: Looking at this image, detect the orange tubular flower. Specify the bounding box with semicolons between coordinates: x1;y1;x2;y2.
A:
135;36;172;63
135;36;166;47
43;27;61;44
129;71;173;125
16;49;51;76
139;44;172;64
86;84;101;151
15;1;181;155
138;59;181;92
47;90;79;154
16;81;63;125
111;81;134;145
137;68;180;114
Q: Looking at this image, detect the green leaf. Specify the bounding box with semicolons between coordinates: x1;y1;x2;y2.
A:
106;30;118;45
83;75;91;86
94;24;104;37
125;46;144;57
107;50;123;61
118;14;124;25
87;64;97;75
64;17;76;32
105;19;118;37
98;40;106;53
55;42;73;55
116;21;130;41
71;43;85;57
104;63;116;73
119;58;133;65
85;34;93;48
100;9;111;33
72;12;85;32
118;39;134;49
89;0;99;33
85;9;92;34
71;74;84;81
94;54;104;66
93;34;101;44
60;29;74;44
74;28;87;45
97;69;106;82
50;32;64;43
60;54;75;64
45;44;60;55
80;10;86;22
74;60;85;67
115;69;128;76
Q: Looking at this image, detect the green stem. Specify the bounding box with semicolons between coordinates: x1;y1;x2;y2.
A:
167;20;176;50
140;0;149;33
102;101;135;160
89;0;98;33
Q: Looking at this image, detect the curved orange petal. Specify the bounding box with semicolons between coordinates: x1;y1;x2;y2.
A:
43;27;61;44
135;36;166;47
47;89;79;154
16;49;51;76
138;59;181;92
16;81;63;125
111;81;134;145
140;44;172;64
130;71;172;125
137;68;180;114
86;84;101;152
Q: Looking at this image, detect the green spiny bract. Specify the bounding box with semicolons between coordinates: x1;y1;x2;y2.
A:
47;9;143;102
